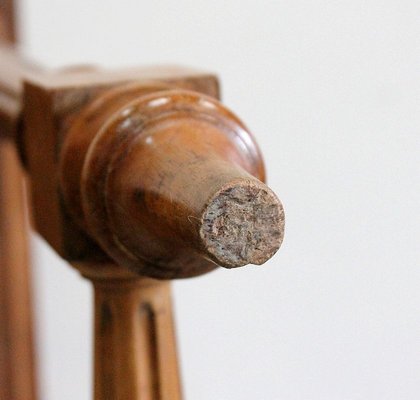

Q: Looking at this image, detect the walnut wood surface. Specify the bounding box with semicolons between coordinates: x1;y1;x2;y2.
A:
0;2;37;399
0;41;285;399
60;86;284;278
0;0;16;42
0;142;37;399
94;280;181;400
77;264;182;400
21;65;220;265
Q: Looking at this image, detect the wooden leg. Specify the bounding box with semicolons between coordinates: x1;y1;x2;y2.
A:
81;265;182;400
0;1;37;399
0;139;37;400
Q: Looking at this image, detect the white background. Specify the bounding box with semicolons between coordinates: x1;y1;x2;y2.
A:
18;0;419;399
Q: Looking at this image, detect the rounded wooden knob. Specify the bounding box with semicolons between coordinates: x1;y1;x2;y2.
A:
60;84;284;279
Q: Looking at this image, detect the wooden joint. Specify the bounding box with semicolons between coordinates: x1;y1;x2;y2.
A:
20;66;284;279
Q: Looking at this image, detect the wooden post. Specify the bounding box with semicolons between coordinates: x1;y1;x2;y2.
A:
0;139;37;400
0;1;38;399
77;264;182;400
93;280;181;400
0;39;285;398
60;85;284;400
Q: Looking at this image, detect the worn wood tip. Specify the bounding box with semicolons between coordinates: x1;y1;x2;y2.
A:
200;179;284;268
57;85;285;278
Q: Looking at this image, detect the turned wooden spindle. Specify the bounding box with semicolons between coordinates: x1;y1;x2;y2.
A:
59;83;284;399
60;85;284;279
0;34;285;398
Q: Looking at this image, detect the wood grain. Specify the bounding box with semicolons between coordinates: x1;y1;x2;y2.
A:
0;139;37;400
21;66;220;263
60;86;284;279
76;263;182;400
0;2;37;399
0;0;16;42
94;280;181;400
0;40;285;399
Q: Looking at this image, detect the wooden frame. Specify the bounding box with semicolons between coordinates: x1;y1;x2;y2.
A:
0;2;284;399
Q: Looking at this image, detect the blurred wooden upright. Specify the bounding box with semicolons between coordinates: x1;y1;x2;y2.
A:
0;0;38;399
0;0;16;43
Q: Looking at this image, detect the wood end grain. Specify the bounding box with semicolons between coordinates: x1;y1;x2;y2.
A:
200;179;284;268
